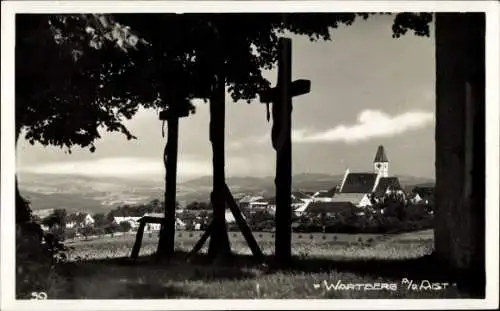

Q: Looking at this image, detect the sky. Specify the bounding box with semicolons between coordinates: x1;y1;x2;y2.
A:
17;14;436;182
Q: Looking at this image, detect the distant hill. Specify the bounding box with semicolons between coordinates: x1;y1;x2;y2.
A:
183;173;345;197
17;172;434;214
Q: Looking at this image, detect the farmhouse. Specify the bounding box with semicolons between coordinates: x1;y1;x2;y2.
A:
238;195;264;210
113;216;142;229
66;212;94;229
138;213;187;231
248;198;270;211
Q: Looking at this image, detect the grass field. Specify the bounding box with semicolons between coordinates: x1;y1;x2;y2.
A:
22;229;479;299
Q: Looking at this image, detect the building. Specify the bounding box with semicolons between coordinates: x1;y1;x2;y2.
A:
248;198;270;211
311;188;336;202
139;213;187;231
238;195;264;210
265;196;307;215
410;186;435;205
113;216;142;229
337;145;403;206
66;213;94;229
291;191;313;204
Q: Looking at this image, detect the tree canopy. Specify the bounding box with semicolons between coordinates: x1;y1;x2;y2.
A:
16;12;432;153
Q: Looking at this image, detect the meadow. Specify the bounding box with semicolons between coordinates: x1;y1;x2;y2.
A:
23;228;477;299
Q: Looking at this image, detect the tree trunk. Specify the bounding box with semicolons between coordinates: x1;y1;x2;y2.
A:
15;128;32;224
157;116;179;260
207;74;232;260
434;13;485;296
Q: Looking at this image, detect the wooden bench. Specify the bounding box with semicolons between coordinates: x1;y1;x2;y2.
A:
130;216;163;260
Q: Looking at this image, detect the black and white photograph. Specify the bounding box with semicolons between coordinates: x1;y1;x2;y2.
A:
1;1;499;310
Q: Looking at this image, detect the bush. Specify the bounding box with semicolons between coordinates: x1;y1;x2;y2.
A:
65;228;77;240
16;222;69;299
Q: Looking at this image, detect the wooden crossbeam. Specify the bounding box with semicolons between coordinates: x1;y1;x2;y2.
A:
186;221;213;259
131;221;147;261
187;184;264;261
259;79;311;104
224;184;264;260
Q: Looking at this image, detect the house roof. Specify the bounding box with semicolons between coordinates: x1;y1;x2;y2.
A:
413;187;434;200
331;193;366;205
113;216;141;223
314;188;336;198
304;201;355;215
265;197;304;205
239;195;264;204
67;213;87;223
340;173;378;193
143;213;164;218
374;145;389;163
252;198;269;203
291;191;311;200
373;177;402;197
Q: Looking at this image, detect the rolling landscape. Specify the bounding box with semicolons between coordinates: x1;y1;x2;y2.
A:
18;172;434;216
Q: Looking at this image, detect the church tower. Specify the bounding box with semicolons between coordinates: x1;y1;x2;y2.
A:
373;145;389;177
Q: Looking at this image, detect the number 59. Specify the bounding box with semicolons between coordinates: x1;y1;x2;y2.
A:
30;292;47;300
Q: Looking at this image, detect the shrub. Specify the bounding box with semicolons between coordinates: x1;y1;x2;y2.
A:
16;222;69;299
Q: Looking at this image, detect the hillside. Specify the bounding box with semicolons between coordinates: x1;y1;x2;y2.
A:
17;172;434;215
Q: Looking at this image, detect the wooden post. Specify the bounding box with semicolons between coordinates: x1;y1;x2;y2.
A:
131;222;146;261
259;37;311;266
156;100;191;260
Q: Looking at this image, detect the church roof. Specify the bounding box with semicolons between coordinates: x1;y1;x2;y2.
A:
373;177;402;197
340;173;378;193
374;145;389;163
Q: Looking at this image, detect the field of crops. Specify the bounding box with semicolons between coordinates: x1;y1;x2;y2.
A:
64;230;433;261
23;229;473;299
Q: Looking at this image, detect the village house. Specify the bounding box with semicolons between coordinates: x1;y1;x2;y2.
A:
113;216;142;230
410;186;435;205
238;195;265;211
139;213;187;231
311;188;336;202
291;191;313;204
247;198;271;212
66;213;94;229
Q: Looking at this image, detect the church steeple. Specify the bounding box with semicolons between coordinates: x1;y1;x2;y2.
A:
373;145;389;177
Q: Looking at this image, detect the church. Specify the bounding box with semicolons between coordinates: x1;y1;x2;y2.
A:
332;145;404;207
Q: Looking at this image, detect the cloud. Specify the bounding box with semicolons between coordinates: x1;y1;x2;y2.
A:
20;157;212;178
294;110;434;143
230;109;434;147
